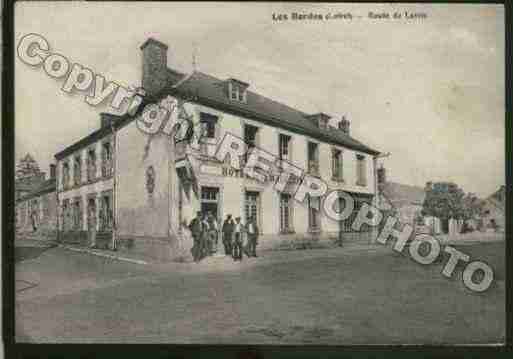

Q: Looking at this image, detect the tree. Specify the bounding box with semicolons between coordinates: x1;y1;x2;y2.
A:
462;192;485;220
16;153;41;179
422;182;466;222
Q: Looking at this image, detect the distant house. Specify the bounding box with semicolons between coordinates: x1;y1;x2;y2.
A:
16;164;57;236
481;185;505;232
15;172;46;201
376;166;441;234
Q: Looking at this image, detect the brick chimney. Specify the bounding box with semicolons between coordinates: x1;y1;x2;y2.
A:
50;164;56;179
140;38;169;96
338;116;350;135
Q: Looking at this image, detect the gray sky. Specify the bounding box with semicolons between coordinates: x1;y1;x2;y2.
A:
15;2;504;197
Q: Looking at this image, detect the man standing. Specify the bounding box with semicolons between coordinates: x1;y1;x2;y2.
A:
206;211;219;255
221;214;234;256
31;209;37;232
232;216;244;261
188;211;203;262
246;216;259;257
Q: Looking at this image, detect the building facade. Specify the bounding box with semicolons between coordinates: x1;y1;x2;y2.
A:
16;165;57;236
377;167;441;235
55;116;116;247
54;38;381;260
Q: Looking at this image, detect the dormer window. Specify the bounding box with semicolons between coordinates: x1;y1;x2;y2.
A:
305;113;331;130
227;78;249;103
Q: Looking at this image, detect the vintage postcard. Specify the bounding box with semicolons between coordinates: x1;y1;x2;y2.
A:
12;1;505;346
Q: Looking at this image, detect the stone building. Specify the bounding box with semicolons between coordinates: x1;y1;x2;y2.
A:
377;166;441;235
16;164;57;236
54;37;381;260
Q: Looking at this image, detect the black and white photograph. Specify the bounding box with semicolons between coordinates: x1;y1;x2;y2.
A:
10;1;506;347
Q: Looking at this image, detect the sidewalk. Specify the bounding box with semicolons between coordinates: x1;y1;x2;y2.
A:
435;231;505;245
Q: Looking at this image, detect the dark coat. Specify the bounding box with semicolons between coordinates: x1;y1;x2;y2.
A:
188;217;203;236
222;219;235;234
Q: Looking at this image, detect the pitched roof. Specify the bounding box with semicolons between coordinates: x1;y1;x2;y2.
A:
54;113;124;160
15;174;45;192
166;71;380;155
381;181;425;207
17;178;56;202
54;68;380;160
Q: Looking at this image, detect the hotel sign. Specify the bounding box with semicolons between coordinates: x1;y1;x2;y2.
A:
199;163;302;187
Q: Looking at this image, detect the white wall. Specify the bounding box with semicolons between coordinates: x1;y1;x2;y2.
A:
178;99;376;236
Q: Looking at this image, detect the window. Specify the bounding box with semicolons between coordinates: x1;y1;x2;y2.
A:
332;149;343;180
280;193;293;233
279;134;291;161
319;118;328;130
230;84;239;100
87;149;97;182
229;82;246;102
308;195;320;231
201;186;219;219
200;113;218;139
245;191;260;228
72;197;83;230
73;156;82;186
307;142;319;176
243;124;259;164
87;197;96;231
99;193;113;231
356;154;367;186
62;199;70;231
62;162;70;189
340;197;372;232
101;142;112;178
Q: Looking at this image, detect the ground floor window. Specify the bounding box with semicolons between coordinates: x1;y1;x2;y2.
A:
72;197;83;230
280;193;293;233
87;197;96;231
340;195;373;232
245;190;260;228
62;199;71;231
99;192;113;231
308;195;320;231
201;186;220;219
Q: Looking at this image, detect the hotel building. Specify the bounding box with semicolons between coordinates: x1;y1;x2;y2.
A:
54;38;381;260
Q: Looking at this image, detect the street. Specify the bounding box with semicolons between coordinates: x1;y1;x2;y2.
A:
15;238;505;344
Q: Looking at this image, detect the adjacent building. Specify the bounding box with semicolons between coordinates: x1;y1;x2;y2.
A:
54;38;381;260
377;166;441;235
16;164;57;236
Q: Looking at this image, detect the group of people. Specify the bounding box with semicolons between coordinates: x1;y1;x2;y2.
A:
187;211;260;262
